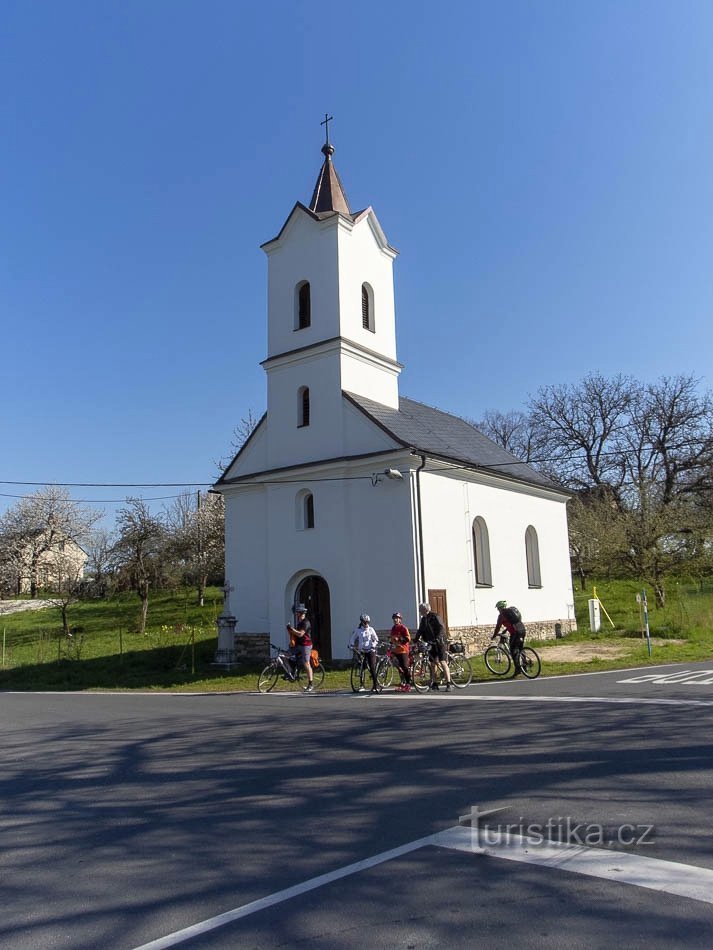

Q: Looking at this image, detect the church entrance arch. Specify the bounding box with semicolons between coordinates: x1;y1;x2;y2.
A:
295;575;332;661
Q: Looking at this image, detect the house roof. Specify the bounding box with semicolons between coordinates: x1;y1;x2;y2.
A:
344;392;565;493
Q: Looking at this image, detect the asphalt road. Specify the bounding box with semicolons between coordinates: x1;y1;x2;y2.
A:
2;659;713;948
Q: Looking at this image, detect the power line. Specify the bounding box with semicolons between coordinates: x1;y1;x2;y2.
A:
0;480;212;488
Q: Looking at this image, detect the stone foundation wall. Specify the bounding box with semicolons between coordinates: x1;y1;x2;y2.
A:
447;618;577;656
234;633;271;663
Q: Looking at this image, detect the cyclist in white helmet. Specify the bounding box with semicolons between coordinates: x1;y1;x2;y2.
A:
348;613;380;692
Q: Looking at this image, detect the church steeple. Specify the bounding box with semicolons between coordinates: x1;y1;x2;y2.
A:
308;116;351;215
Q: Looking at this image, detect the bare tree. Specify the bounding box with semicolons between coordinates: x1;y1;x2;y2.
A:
474;409;548;466
528;373;634;500
112;498;166;634
479;373;713;606
618;375;713;605
164;490;224;605
215;410;262;473
0;487;101;598
83;528;115;597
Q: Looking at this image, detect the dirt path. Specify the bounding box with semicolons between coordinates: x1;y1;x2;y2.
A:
538;638;684;662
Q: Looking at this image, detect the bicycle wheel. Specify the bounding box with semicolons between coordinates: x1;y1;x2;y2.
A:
311;662;326;688
519;647;541;679
257;663;280;693
484;645;511;676
377;658;395;689
449;655;473;688
412;655;431;692
350;660;365;693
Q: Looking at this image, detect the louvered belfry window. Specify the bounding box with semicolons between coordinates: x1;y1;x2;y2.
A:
361;285;369;329
299;387;310;427
298;282;311;329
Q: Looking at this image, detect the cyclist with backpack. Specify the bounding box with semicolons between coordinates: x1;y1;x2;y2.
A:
492;600;527;675
417;602;453;691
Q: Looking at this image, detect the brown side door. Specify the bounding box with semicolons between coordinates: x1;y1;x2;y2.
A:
427;589;449;633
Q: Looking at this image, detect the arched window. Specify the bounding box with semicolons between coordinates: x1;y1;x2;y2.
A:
298;386;310;427
525;525;542;587
296;281;311;330
361;283;374;332
472;517;492;587
295;490;315;530
304;493;314;529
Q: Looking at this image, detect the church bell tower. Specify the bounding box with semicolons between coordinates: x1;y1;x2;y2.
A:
259;122;401;471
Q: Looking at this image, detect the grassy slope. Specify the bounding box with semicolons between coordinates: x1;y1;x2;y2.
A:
1;579;712;691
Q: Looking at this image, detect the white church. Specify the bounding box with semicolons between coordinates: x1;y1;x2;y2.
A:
215;134;576;661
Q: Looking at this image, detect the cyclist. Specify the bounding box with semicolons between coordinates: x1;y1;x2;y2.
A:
389;611;412;691
348;613;380;693
492;600;527;675
286;605;314;692
417;602;452;691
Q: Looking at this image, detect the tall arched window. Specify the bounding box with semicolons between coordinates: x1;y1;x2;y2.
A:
296;281;311;330
295;490;315;529
361;282;374;332
298;386;310;427
525;525;542;587
304;493;314;529
472;516;492;587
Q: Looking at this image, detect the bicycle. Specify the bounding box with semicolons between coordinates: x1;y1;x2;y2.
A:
483;633;541;679
257;643;326;693
410;639;473;691
349;646;382;693
377;645;415;691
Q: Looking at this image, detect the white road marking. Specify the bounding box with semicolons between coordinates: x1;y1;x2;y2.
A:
377;693;713;706
437;825;713;905
618;670;713;685
131;832;442;949
132;824;713;948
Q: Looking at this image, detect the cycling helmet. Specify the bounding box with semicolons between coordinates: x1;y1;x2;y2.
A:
495;600;507;610
360;613;371;624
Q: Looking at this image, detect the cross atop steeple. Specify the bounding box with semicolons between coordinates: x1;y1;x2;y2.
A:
309;115;350;214
321;113;333;148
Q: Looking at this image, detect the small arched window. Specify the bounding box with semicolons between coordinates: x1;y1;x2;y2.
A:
525;525;542;587
361;283;374;332
472;517;492;587
304;493;314;529
296;281;311;330
295;490;315;530
298;386;310;427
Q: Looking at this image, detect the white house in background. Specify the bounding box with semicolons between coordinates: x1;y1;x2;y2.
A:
214;136;575;661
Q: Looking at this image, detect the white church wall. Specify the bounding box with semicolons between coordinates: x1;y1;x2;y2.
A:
261;471;416;659
223;486;270;634
419;471;574;634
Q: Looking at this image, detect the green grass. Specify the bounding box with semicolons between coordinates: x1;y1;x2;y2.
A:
1;578;713;691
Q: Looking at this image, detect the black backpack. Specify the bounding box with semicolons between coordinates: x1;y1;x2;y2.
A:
504;606;522;624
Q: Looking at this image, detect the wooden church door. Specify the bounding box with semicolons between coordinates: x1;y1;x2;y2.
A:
427;589;449;633
296;575;332;661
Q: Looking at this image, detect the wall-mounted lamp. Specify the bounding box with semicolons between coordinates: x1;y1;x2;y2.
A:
371;468;404;486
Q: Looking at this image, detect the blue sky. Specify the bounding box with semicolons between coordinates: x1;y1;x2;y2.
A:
2;0;712;528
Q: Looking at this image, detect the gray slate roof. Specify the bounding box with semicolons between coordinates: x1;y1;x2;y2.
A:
345;392;564;493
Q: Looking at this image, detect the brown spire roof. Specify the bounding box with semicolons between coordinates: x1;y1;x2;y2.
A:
308;143;351;215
